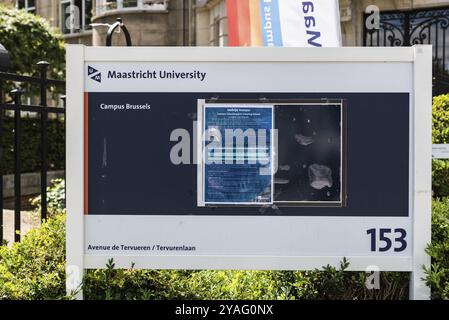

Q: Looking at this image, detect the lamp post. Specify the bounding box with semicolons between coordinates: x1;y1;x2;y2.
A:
0;44;10;72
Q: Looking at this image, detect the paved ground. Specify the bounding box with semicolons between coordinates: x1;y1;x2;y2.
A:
1;210;41;246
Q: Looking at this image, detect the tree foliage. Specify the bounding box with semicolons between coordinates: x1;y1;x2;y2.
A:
432;94;449;197
0;6;65;82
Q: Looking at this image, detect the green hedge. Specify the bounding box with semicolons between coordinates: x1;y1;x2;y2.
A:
433;94;449;197
0;6;65;96
81;259;409;300
0;213;66;299
1;116;64;175
425;198;449;299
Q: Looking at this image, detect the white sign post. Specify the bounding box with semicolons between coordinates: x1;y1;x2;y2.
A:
66;45;432;300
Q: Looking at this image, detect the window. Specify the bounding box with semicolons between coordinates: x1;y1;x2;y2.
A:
123;0;138;8
60;0;92;34
364;7;449;95
209;1;228;47
96;0;168;16
17;0;36;14
211;17;228;47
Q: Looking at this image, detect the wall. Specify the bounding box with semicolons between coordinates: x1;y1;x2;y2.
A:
2;170;64;198
0;0;15;8
91;1;190;46
195;0;227;46
92;11;169;46
36;0;58;28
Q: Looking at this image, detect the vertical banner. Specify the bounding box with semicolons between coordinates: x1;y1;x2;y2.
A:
227;0;341;47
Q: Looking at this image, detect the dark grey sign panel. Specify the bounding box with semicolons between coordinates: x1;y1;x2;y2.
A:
87;92;409;217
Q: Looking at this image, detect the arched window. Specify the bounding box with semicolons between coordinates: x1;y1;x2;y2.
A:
16;0;35;14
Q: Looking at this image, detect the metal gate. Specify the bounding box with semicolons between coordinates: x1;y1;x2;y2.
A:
364;6;449;95
0;62;65;242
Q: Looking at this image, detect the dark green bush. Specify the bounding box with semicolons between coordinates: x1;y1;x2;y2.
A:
432;160;449;198
287;261;408;300
432;94;449;197
433;94;449;144
1;116;65;174
83;264;198;300
82;260;408;300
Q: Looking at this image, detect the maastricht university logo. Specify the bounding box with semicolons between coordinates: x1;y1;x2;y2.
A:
87;66;101;83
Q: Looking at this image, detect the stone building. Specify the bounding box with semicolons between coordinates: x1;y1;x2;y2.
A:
0;0;193;46
3;1;449;48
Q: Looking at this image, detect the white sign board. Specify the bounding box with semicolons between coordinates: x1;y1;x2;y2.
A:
66;45;432;299
432;144;449;159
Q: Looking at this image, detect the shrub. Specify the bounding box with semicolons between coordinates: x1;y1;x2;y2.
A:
82;261;409;300
1;116;65;175
425;198;449;299
433;94;449;144
0;6;65;86
432;160;449;198
82;260;411;300
31;178;65;215
170;269;292;300
83;265;197;300
0;213;66;299
291;263;409;300
432;94;449;197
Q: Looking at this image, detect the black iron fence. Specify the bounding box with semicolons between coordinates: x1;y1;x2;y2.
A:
0;62;65;242
364;6;449;95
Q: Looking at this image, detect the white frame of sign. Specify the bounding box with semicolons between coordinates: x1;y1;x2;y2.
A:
66;45;432;300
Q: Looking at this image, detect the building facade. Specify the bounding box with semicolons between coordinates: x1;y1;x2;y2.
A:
194;0;449;94
3;0;449;92
0;0;194;46
194;0;449;46
3;1;449;48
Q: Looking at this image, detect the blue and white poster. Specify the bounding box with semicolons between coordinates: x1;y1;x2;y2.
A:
201;104;274;205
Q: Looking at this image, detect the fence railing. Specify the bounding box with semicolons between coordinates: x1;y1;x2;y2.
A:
0;62;65;242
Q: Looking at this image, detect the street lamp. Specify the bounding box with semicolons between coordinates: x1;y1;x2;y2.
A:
0;44;11;72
